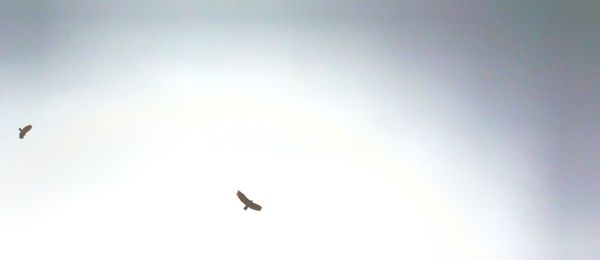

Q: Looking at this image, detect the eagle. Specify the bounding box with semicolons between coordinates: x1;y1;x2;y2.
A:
19;125;32;139
236;190;262;211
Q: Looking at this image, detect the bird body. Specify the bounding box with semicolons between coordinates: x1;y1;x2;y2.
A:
19;125;32;139
237;190;262;211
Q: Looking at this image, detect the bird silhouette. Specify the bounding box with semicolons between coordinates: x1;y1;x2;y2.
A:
19;125;32;139
237;190;262;211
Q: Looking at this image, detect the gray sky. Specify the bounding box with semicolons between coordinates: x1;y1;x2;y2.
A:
0;1;597;259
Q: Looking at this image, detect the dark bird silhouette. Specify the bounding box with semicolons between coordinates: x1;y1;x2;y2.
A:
237;190;262;211
19;125;32;139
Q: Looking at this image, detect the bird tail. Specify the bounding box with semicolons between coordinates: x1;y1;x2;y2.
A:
19;128;22;131
244;206;249;210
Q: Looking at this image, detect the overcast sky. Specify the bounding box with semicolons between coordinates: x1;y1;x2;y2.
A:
0;1;597;259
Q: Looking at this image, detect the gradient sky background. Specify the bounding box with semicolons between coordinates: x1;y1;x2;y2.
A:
0;1;598;259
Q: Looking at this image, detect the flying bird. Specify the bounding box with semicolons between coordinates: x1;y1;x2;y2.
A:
19;125;32;139
237;190;262;211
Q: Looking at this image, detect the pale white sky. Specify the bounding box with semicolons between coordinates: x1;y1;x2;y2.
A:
0;2;575;258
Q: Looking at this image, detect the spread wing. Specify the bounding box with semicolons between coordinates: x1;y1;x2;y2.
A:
237;190;251;205
248;202;262;211
19;125;32;139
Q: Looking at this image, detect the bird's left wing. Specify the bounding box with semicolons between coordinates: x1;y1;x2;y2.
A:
237;190;250;204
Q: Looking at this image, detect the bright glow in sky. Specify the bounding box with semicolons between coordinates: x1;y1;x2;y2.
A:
0;3;571;258
0;89;472;258
0;71;546;259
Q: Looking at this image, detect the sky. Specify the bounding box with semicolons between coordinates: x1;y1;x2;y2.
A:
0;1;597;259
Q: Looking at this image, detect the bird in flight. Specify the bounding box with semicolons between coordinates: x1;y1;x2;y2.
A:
19;124;32;139
237;190;262;211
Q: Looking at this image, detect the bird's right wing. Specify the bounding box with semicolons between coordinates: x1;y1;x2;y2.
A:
249;202;262;211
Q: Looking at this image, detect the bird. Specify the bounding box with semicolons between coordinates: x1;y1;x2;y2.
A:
237;190;262;211
19;125;32;139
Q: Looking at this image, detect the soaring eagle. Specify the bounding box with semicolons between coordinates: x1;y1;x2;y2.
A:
237;190;262;211
19;125;32;139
